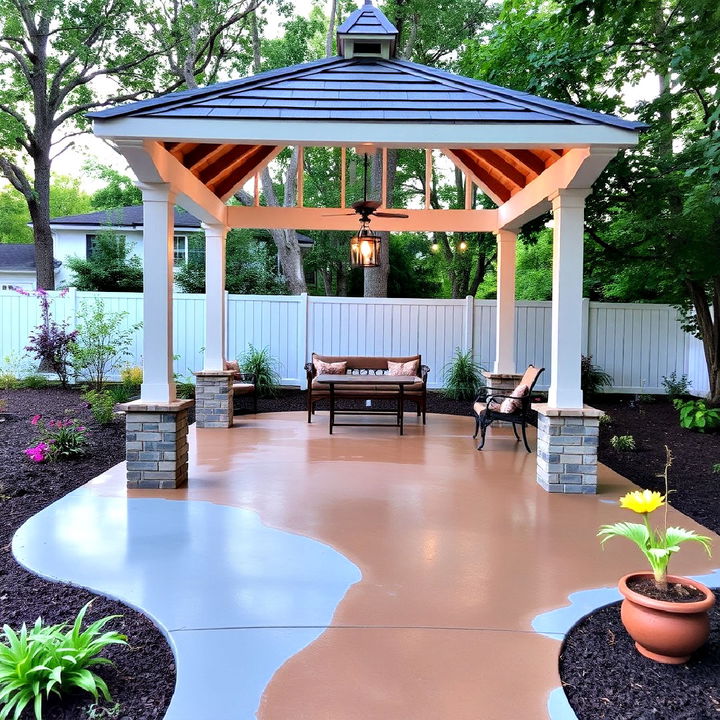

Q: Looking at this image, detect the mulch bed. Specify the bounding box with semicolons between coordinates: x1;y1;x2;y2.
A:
560;394;720;720
0;387;174;720
3;387;719;719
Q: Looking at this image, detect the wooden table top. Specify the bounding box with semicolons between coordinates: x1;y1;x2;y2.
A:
315;374;421;385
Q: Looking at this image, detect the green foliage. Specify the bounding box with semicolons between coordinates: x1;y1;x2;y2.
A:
44;419;89;460
65;233;143;292
673;398;720;433
599;413;612;426
0;185;33;244
84;701;121;719
71;300;142;391
18;374;49;389
610;435;636;451
240;345;281;398
83;390;117;425
581;355;613;396
442;348;485;401
0;603;126;720
661;371;693;399
175;376;196;400
712;463;720;475
174;230;287;295
388;234;441;298
87;165;142;210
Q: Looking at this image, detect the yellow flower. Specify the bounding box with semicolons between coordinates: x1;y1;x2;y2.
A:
619;489;665;514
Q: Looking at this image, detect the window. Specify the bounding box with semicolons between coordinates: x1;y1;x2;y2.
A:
173;235;187;266
86;233;126;258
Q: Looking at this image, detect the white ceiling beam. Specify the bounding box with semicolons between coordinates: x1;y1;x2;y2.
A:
96;118;641;150
497;146;619;230
226;206;498;232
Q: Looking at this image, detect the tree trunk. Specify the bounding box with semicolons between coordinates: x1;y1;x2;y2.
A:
687;277;720;404
320;268;332;295
336;261;348;296
325;0;337;57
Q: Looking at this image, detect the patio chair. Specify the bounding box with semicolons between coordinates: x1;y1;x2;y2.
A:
224;362;258;414
472;365;545;452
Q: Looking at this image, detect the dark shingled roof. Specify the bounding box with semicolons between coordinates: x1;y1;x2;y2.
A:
49;205;202;229
88;57;644;130
0;244;61;271
337;0;398;37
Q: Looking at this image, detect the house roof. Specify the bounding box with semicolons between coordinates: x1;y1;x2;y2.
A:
49;205;202;229
0;244;61;271
337;0;398;37
87;56;643;130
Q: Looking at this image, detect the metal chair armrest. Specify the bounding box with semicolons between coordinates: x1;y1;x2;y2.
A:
238;372;256;384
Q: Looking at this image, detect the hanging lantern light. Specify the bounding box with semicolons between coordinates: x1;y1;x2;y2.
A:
350;221;381;267
458;240;467;252
430;242;439;253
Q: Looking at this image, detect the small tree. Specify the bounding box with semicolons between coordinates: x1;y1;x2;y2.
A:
71;300;141;390
16;287;77;387
65;233;143;292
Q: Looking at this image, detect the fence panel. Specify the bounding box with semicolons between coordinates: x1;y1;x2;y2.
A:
0;289;712;397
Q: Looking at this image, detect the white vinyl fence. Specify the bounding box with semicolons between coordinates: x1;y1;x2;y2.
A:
0;289;710;396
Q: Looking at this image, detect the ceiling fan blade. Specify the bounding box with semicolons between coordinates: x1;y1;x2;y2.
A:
374;211;410;218
322;211;357;216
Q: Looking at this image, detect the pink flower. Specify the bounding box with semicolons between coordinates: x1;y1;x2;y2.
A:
23;442;49;462
76;426;86;432
30;414;41;425
59;288;69;298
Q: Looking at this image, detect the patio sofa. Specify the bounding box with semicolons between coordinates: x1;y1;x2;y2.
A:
305;353;430;424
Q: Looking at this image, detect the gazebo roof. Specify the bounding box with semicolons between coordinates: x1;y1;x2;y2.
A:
89;56;640;130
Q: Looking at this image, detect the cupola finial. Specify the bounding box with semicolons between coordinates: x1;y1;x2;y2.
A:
337;0;398;59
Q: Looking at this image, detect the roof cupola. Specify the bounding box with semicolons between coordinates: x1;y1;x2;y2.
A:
336;0;398;60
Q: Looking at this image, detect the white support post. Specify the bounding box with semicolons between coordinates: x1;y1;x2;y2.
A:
548;189;588;408
494;229;517;374
139;182;176;403
203;223;228;370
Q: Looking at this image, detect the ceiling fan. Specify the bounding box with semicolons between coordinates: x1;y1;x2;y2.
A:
324;151;409;221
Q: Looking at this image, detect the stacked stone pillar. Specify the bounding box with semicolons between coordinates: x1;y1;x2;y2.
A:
535;404;603;493
123;399;193;489
482;371;522;396
194;370;234;428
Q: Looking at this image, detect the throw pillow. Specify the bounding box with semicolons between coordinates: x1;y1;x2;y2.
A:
499;383;529;414
387;360;419;376
224;360;240;373
314;359;347;375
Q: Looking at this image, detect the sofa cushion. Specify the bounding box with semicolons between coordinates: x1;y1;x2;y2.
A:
313;359;347;375
313;353;421;373
232;382;255;395
311;379;424;393
387;359;419;376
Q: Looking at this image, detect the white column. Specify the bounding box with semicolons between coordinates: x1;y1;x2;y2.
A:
203;223;228;370
139;183;176;403
494;229;517;374
548;189;589;408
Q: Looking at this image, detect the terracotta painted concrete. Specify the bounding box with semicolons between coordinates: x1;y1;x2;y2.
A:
13;412;720;720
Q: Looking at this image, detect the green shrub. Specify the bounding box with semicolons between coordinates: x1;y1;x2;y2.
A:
175;377;196;400
711;463;720;475
19;373;49;389
107;384;132;405
581;355;613;396
673;398;720;432
0;603;126;720
599;413;612;425
71;300;141;391
610;434;636;451
442;348;485;401
661;371;692;398
0;371;18;390
240;345;281;398
84;389;117;425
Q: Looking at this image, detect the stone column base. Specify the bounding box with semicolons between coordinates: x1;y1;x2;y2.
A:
482;371;523;394
534;404;603;494
193;370;234;428
122;399;193;489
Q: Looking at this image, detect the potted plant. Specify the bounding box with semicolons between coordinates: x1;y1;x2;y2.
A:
598;447;714;664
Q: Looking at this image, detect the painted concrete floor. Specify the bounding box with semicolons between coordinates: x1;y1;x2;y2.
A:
12;412;720;720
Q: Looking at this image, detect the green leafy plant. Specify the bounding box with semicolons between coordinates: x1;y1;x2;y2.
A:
175;375;196;400
598;447;712;591
71;300;142;391
0;372;18;390
240;345;281;398
610;435;635;451
24;415;89;462
0;603;127;720
85;701;121;719
19;374;49;389
581;355;613;396
673;398;720;432
442;348;485;401
83;390;117;425
599;413;612;425
711;463;720;475
106;385;132;405
661;371;692;399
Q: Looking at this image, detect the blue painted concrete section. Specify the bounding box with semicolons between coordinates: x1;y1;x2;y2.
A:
537;568;720;720
13;490;361;719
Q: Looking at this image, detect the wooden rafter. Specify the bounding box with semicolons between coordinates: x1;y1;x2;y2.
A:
215;145;283;200
450;149;514;203
502;149;546;176
468;150;527;189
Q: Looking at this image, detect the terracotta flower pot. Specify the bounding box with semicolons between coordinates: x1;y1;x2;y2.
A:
618;572;715;664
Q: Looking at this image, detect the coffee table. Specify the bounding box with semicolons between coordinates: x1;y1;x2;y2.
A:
315;374;421;435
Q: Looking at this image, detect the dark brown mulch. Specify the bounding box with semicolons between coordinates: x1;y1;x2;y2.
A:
0;387;174;720
561;393;720;720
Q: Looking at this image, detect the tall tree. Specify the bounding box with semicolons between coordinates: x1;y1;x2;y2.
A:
0;0;164;288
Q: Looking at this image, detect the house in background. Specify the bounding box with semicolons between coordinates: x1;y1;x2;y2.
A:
0;205;314;290
0;244;61;290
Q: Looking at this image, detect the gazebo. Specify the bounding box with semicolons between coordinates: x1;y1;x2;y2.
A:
90;0;643;493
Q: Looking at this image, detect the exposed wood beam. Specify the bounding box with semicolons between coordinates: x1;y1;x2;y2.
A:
467;149;527;189
218;145;284;201
425;148;432;209
449;149;513;202
197;144;254;184
340;146;346;208
297;146;304;207
180;143;222;172
226;205;498;232
502;149;546;176
207;145;264;192
442;148;504;206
